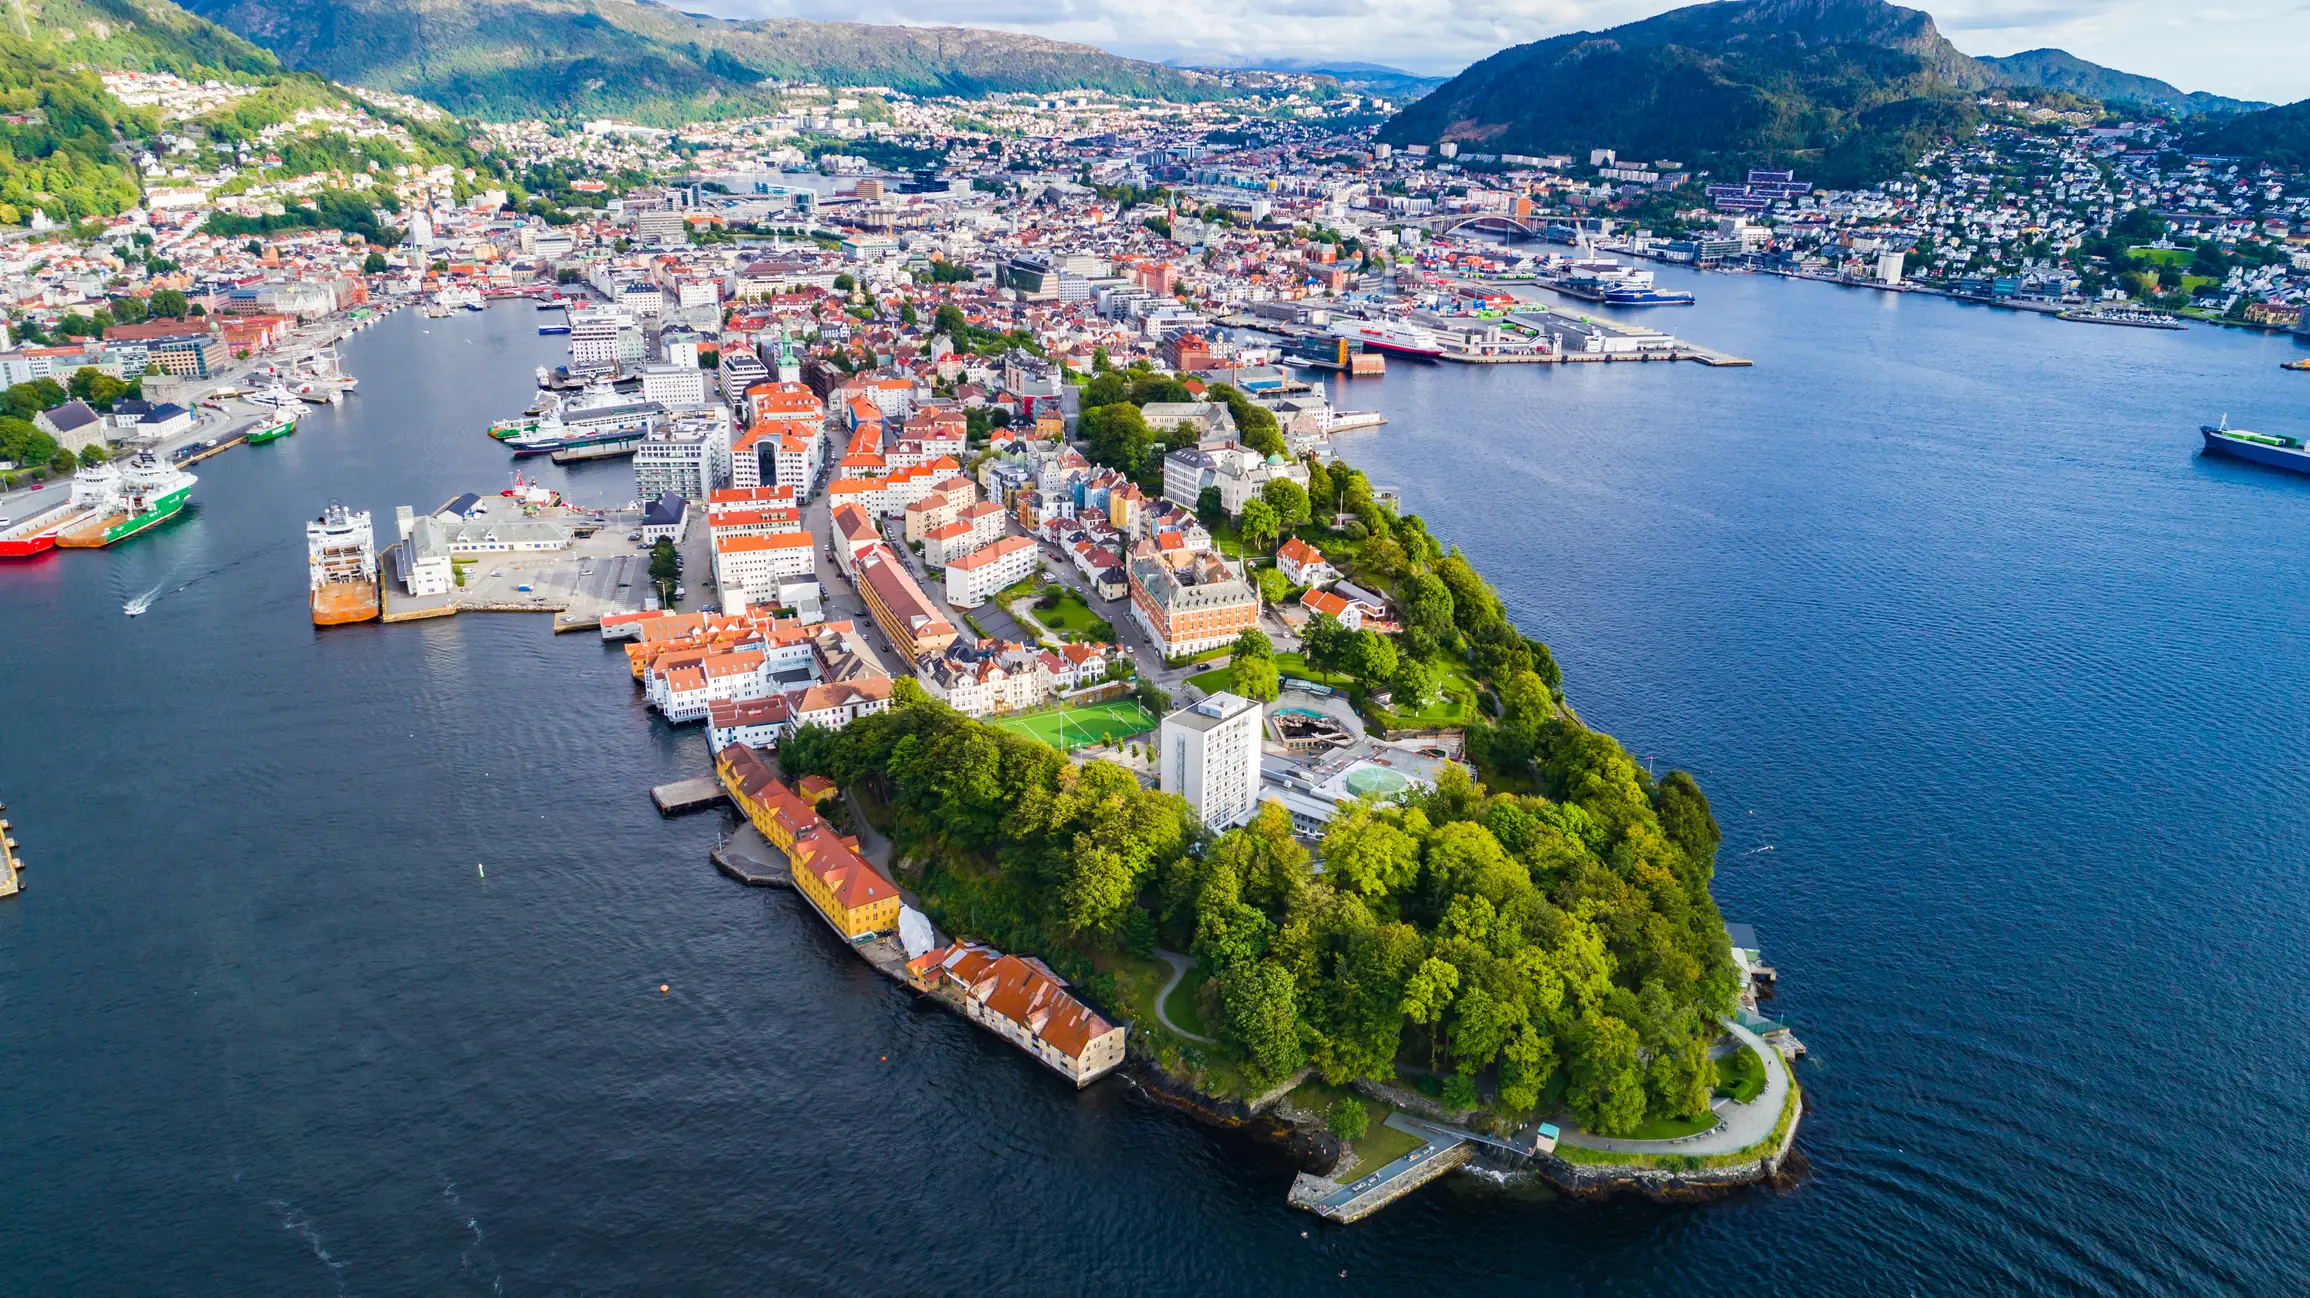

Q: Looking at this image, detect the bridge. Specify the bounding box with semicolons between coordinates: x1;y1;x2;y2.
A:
1411;213;1554;240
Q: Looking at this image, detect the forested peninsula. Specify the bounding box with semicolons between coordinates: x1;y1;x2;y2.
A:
782;456;1744;1147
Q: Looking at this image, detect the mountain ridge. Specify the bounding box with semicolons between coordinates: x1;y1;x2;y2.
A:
173;0;1234;122
1378;0;2283;187
1976;48;2266;117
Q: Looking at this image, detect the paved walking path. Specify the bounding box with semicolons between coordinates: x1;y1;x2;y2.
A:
1150;948;1217;1042
1557;1017;1792;1157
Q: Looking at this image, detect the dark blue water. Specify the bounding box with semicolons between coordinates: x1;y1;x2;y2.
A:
2;281;2307;1294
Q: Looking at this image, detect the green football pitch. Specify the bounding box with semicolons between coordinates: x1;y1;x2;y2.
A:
990;701;1158;752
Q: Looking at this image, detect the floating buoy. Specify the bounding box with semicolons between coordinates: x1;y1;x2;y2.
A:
659;984;669;994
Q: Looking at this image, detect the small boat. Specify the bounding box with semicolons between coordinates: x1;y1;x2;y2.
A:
2283;359;2310;372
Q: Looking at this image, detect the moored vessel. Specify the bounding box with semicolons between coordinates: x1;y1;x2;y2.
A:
246;410;298;444
2200;416;2310;475
0;498;76;558
55;457;196;547
1326;318;1443;359
308;501;381;625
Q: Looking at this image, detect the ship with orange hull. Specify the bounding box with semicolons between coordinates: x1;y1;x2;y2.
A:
308;501;380;625
53;458;196;548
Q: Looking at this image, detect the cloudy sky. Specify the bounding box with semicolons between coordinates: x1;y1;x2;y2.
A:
685;0;2310;104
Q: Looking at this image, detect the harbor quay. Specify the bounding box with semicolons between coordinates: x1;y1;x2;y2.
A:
377;490;673;629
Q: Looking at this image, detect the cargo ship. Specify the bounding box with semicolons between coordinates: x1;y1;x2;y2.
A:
308;501;381;625
0;498;75;557
246;410;298;444
55;457;197;547
2201;416;2310;476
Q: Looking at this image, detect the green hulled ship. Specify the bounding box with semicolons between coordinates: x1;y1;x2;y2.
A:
247;412;297;444
56;458;197;548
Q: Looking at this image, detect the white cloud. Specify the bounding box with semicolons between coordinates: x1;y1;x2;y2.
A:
685;0;2309;103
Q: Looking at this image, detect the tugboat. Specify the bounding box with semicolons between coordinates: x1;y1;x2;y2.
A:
2201;415;2310;476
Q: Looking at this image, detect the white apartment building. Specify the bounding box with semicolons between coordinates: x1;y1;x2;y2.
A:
944;534;1039;608
713;531;817;611
923;500;1007;568
1160;692;1264;830
639;364;707;406
632;410;732;503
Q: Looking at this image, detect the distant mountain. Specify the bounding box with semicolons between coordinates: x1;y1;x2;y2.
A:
172;0;1230;122
2186;97;2310;165
1379;0;1997;187
1184;57;1449;100
1978;48;2267;117
1379;0;2287;187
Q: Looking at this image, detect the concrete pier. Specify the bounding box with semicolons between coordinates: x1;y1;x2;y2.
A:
711;825;792;885
651;776;727;815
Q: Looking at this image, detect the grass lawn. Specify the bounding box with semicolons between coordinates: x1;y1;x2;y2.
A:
1186;664;1237;694
1028;592;1104;637
2128;246;2193;267
1163;964;1213;1038
1290;1081;1425;1178
988;700;1157;752
1092;949;1173;1029
1272;652;1351;688
1714;1042;1766;1103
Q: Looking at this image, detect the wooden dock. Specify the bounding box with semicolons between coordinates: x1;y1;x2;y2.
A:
652;776;727;815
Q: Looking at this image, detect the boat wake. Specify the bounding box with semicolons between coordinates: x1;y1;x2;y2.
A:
1742;845;1776;856
123;583;162;616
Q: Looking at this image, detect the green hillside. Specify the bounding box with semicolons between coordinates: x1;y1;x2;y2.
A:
174;0;1231;122
1379;0;2281;188
2187;97;2310;165
1977;48;2266;118
1379;0;1996;187
0;34;145;223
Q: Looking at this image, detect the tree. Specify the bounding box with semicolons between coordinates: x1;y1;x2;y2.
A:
1220;959;1306;1083
1327;1096;1369;1142
1261;476;1311;530
363;252;389;274
108;296;147;325
1233;656;1280;702
147;288;188;319
1405;573;1453;636
1390;657;1438;709
1346;628;1398;693
1320;800;1421;896
1301;612;1350;677
833;272;856;293
1079;402;1152;473
77;441;107;465
1400;956;1460;1067
1196;485;1224;524
1231;627;1273;661
1565;1011;1648;1137
1239;498;1279;554
1256;567;1288;606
